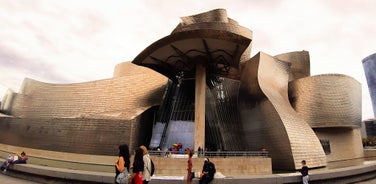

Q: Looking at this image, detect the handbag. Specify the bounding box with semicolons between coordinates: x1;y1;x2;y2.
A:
116;169;130;184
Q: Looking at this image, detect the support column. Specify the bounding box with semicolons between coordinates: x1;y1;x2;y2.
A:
194;64;206;153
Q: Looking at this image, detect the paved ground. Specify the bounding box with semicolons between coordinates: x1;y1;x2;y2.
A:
355;177;376;184
0;173;40;184
1;173;376;184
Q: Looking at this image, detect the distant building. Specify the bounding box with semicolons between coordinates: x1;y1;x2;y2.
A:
0;9;363;171
364;119;376;137
363;53;376;117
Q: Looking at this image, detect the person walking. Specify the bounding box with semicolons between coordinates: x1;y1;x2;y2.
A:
140;145;151;184
187;150;193;184
130;148;144;184
115;144;130;184
300;160;309;184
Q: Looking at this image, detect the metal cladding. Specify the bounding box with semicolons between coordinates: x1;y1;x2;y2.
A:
274;51;310;81
0;9;364;171
363;53;376;117
132;9;252;82
289;74;362;128
239;52;327;170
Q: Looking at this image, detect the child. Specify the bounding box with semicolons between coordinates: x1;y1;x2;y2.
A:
300;160;309;184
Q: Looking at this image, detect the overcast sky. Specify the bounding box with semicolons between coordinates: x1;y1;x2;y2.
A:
0;0;375;119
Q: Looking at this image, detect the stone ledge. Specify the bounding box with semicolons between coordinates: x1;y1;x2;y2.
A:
2;158;376;184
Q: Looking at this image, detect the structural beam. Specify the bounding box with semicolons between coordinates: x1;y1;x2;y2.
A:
194;64;206;152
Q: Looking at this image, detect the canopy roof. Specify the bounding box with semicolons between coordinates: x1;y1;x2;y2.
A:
132;9;252;83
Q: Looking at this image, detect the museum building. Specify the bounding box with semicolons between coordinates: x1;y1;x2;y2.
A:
0;9;363;171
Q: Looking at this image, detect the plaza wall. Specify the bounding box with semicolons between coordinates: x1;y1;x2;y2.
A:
315;128;364;162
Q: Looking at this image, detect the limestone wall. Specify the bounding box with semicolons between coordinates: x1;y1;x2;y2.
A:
0;117;135;155
153;156;272;176
289;74;362;128
315;128;364;162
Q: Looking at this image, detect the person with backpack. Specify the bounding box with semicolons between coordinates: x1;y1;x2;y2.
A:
199;158;216;184
140;145;152;184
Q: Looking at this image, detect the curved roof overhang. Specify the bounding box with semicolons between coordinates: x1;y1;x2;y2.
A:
132;9;252;83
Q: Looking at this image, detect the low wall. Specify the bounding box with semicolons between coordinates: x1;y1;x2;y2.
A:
364;148;376;158
0;144;272;177
2;158;376;184
153;156;272;176
3;145;376;184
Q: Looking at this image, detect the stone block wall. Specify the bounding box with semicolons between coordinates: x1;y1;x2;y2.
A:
153;156;272;176
314;128;364;162
0;117;135;155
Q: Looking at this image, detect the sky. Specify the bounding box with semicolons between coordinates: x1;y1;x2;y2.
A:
0;0;375;120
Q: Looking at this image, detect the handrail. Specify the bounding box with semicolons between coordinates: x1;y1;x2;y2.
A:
148;150;268;158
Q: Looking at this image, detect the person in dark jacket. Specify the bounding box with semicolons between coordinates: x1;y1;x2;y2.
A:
199;158;216;184
300;160;309;184
130;148;144;184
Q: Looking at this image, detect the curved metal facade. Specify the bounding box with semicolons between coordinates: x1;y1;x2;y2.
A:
289;74;361;128
0;9;364;171
239;52;327;170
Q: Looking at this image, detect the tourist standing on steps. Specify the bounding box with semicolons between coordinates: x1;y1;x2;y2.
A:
115;144;130;184
130;148;144;184
140;145;151;184
187;150;193;184
300;160;309;184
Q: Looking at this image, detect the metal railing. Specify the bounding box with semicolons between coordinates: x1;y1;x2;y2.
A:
148;150;268;158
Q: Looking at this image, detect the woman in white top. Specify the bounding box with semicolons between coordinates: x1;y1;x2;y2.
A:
140;145;151;184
